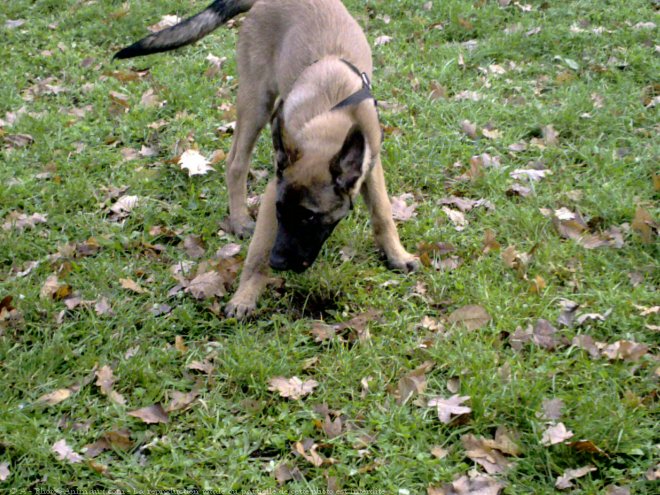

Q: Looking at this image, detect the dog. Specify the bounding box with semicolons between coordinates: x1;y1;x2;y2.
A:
115;0;419;318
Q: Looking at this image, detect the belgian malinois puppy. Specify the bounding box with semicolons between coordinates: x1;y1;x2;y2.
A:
115;0;419;318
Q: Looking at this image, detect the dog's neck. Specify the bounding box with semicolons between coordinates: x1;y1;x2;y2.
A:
282;57;373;136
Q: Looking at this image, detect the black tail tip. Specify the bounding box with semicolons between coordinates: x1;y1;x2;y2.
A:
113;42;148;60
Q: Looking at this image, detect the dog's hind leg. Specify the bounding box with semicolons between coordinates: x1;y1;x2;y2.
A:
361;157;420;273
225;84;275;238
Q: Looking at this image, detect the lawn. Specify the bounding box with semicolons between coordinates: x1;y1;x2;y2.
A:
0;0;658;492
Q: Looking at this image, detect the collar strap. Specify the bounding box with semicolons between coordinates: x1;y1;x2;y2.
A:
331;59;375;111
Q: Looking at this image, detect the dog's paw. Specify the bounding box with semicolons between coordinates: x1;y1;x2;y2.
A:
229;217;256;239
225;298;257;319
387;254;421;273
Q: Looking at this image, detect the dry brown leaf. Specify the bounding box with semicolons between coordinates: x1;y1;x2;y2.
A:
2;211;48;231
119;277;148;294
601;340;648;362
52;439;83;464
430;472;505;495
510;168;552;181
95;365;125;405
428;394;471;424
40;275;71;300
310;321;337;342
555;465;596;490
542;125;559;146
541;422;574;446
179;149;214;176
397;361;434;405
460;120;478;139
374;35;393;46
37;388;73;406
166;390;199;412
268;376;318;400
147;14;182;32
185;271;227;299
109;194;139;220
391;193;417;221
447;305;491;331
128;404;169;424
442;207;468;231
182;234;206;259
187;359;214;375
632;207;655;243
322;414;343;439
431;445;449;459
567;440;608;456
293;440;325;467
461;433;514;474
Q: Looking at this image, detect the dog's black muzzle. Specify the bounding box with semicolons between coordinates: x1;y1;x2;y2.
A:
269;221;339;273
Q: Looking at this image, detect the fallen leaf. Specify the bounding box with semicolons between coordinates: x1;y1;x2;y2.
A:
140;88;161;108
128;404;169;424
2;211;47;231
322;414;343;439
166;390;199;413
460;120;478;139
147;14;182;32
182;234;206;259
447;305;491;331
428;394;471;424
38;388;73;406
391;193;417;221
454;91;483;101
461;433;514;474
541;422;574;446
95;365;125;405
430;445;449;460
185;270;227;299
109;194;139;220
52;439;83;464
510;169;552;181
631;207;655;243
216;243;241;259
601;340;648;362
119;278;148;294
40;275;71;300
442;207;468;231
4;133;34;148
187;360;214;375
397;361;434;405
268;376;318;400
0;462;9;481
374;35;393;46
179;149;214;176
542;125;559;146
555;465;596;490
430;472;505;495
293;440;325;467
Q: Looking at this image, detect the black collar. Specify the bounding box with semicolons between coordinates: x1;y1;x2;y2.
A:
331;59;375;111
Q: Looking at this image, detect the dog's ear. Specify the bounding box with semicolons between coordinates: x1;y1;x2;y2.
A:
271;103;301;175
330;126;366;192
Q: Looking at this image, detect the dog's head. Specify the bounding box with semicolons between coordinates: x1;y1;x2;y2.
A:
269;106;373;273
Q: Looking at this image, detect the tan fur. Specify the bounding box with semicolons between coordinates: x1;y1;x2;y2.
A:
223;0;419;318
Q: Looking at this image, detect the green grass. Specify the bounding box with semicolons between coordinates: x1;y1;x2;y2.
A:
1;0;658;492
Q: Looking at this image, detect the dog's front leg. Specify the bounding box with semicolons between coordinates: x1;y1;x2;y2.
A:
361;157;420;273
225;179;278;318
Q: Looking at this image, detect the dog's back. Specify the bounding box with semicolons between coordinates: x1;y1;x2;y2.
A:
237;0;372;99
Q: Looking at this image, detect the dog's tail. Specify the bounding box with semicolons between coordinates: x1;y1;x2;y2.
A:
114;0;256;59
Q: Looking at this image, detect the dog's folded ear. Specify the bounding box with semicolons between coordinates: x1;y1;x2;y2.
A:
271;103;301;175
330;126;367;193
